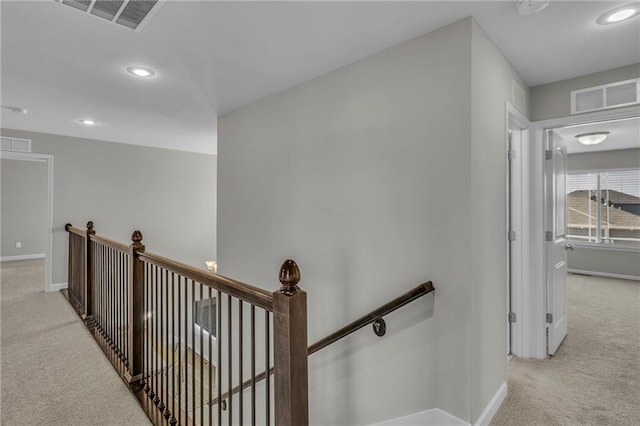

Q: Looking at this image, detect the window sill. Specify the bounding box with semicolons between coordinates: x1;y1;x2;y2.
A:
570;242;640;253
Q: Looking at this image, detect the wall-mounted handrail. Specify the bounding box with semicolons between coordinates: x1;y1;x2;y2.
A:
308;281;433;355
211;281;434;406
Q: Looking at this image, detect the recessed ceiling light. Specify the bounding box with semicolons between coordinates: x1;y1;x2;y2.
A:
126;66;156;78
596;4;640;25
576;131;609;145
79;119;96;125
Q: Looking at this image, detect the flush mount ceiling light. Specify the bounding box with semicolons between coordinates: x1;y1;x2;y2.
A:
79;119;96;125
576;131;609;145
515;0;550;15
126;66;156;78
596;3;640;25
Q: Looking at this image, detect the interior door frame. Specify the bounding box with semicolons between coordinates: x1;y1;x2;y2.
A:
0;150;54;292
523;104;640;359
506;103;530;358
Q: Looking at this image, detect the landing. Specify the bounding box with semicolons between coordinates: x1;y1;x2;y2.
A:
0;259;150;425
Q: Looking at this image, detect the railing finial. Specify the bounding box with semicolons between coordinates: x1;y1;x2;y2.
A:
65;223;72;231
131;230;144;248
86;220;95;234
279;259;301;296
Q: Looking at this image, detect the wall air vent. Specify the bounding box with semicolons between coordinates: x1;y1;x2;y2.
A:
1;136;32;153
571;78;640;115
54;0;164;32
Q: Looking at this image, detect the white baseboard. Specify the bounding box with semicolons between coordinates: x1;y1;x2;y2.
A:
48;282;68;292
474;382;507;426
0;253;45;262
371;408;468;426
369;381;506;426
568;269;640;282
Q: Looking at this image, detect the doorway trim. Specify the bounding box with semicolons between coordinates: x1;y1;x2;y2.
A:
524;104;640;359
0;151;54;292
506;102;530;358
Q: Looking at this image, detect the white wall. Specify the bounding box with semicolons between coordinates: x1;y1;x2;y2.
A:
1;158;47;258
218;17;529;425
0;129;217;285
470;20;529;421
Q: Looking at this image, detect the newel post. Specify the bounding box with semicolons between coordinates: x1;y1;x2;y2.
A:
273;259;309;426
84;221;95;324
126;230;145;384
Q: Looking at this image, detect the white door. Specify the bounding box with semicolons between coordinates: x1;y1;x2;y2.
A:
545;130;569;355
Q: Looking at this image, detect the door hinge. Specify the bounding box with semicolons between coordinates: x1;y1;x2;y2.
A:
545;231;553;241
508;230;517;241
509;312;517;323
546;313;553;323
545;150;553;160
508;149;516;160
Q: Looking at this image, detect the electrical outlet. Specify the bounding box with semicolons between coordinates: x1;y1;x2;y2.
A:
16;242;21;248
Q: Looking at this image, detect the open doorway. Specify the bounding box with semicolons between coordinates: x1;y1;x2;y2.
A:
507;105;639;360
0;151;54;292
496;114;640;423
544;115;640;355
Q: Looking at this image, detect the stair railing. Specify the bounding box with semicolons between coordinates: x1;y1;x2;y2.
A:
64;221;308;426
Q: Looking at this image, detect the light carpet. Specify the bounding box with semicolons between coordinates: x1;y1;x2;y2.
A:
0;259;151;425
492;273;640;425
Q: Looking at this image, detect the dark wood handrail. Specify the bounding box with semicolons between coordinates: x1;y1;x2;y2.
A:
308;281;433;355
90;234;129;253
210;281;434;406
65;224;86;237
138;251;273;311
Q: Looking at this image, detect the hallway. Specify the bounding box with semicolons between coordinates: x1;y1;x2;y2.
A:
0;259;150;425
493;273;640;425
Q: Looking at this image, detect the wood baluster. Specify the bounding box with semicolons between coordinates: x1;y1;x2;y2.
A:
184;276;189;425
155;265;160;407
178;275;183;425
164;269;171;420
251;304;256;426
239;299;243;426
159;267;166;413
208;286;213;426
144;263;150;396
273;259;309;426
228;294;233;425
265;310;270;426
66;224;72;305
217;289;222;426
200;283;204;426
191;279;195;426
107;247;111;348
120;251;125;362
100;243;104;336
170;272;177;426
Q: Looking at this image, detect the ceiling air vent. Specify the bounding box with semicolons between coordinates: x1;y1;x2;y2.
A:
571;78;640;115
54;0;164;32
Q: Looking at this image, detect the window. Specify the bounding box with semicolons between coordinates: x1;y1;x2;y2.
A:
194;297;216;337
567;169;640;247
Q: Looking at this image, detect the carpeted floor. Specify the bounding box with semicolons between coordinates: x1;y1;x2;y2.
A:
0;259;151;425
492;273;640;425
